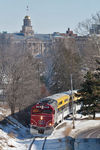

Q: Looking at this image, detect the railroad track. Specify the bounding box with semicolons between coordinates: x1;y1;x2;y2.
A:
0;115;22;129
29;136;47;150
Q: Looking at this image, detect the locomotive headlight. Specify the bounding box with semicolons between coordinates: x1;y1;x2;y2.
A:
46;121;53;127
40;116;43;120
49;123;52;126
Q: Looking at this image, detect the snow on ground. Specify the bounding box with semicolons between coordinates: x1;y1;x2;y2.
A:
0;129;29;150
0;120;67;150
0;112;68;150
30;125;67;150
68;119;100;138
65;113;100;138
0;107;100;150
0;118;32;150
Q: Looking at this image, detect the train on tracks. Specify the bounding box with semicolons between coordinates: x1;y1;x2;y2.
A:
30;90;80;135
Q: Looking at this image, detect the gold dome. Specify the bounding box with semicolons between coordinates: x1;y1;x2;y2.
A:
25;16;31;19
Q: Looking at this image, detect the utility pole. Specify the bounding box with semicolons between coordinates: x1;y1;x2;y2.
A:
70;74;75;129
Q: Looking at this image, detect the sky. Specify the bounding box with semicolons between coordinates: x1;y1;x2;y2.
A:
0;0;100;34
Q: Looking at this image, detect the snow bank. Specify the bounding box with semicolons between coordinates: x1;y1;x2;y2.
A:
0;129;28;150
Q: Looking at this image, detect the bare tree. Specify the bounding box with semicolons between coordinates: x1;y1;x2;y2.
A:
0;35;41;114
15;52;41;111
44;38;81;94
75;11;100;73
75;11;100;36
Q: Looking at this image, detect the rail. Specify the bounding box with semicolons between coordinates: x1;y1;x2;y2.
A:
29;136;47;150
28;137;36;150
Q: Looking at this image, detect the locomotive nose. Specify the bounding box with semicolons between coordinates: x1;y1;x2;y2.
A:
38;115;52;127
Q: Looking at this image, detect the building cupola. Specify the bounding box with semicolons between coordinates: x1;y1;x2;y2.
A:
24;16;31;26
20;15;34;36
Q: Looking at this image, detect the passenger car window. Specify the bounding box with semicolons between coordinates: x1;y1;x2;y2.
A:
58;101;62;105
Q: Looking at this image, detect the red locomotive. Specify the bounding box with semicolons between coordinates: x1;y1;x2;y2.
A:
30;99;56;134
30;91;80;135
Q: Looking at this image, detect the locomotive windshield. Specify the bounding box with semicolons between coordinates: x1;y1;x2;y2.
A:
32;108;52;114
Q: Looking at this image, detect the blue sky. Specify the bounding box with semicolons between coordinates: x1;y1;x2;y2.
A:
0;0;100;34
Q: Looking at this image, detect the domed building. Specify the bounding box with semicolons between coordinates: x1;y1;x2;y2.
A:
20;15;34;36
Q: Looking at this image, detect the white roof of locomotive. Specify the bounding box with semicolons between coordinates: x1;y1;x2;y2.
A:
46;90;77;101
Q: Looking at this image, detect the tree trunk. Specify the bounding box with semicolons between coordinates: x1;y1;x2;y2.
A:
10;104;15;115
93;110;95;119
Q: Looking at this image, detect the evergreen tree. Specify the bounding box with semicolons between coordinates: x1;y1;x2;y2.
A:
77;70;100;119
